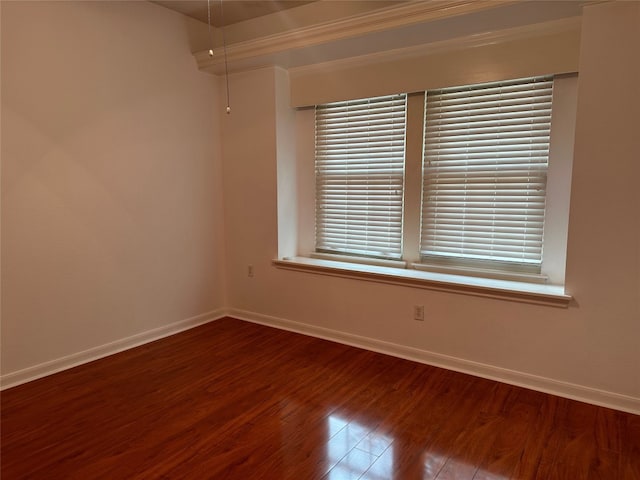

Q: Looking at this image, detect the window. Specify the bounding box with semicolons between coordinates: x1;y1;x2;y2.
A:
420;76;553;275
283;73;576;301
314;94;407;260
311;75;574;283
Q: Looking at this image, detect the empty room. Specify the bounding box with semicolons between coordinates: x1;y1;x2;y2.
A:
1;0;639;478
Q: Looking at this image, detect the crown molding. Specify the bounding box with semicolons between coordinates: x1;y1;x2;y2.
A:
195;0;518;72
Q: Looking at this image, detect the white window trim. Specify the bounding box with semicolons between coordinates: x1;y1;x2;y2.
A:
280;75;577;307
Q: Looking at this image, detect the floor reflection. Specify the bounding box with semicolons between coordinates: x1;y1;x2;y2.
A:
326;414;393;479
324;414;508;479
422;451;448;479
420;451;509;480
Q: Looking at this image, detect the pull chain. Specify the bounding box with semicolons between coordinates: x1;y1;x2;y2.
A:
206;0;213;57
220;0;231;114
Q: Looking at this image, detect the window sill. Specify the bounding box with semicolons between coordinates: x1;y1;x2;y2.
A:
273;256;572;308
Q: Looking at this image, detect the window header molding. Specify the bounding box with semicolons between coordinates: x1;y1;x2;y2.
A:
290;18;581;107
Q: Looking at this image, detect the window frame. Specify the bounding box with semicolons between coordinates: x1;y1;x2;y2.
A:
282;74;577;304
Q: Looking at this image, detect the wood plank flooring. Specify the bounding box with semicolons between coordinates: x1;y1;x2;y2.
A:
2;317;639;479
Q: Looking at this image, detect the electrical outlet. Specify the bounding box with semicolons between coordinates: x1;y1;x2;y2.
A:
248;265;254;277
414;305;424;321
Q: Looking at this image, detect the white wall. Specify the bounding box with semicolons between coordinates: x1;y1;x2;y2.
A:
221;2;640;409
1;1;225;377
220;67;279;309
1;0;637;412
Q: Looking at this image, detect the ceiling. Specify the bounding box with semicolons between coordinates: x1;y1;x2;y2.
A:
151;1;317;27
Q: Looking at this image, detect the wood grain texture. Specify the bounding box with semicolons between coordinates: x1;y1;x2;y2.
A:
2;317;638;479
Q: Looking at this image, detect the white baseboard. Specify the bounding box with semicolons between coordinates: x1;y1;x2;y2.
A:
0;309;226;390
4;307;638;415
228;308;640;415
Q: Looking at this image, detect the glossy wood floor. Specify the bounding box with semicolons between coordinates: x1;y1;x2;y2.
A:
2;318;639;479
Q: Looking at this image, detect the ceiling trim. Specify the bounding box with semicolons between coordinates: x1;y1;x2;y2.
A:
195;0;518;72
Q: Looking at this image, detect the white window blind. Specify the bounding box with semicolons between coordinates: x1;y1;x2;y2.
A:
315;94;407;260
421;76;553;272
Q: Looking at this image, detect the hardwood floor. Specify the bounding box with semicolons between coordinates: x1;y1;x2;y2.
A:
2;317;639;479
